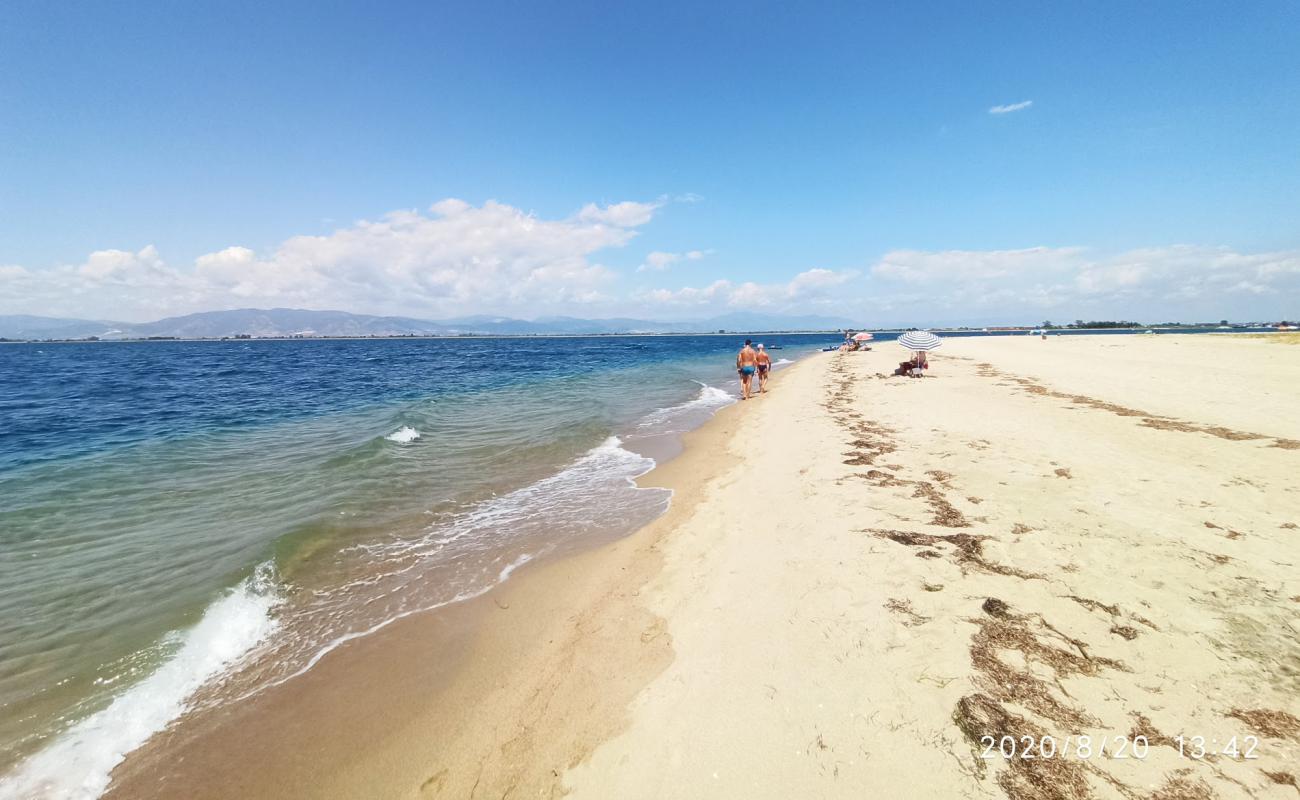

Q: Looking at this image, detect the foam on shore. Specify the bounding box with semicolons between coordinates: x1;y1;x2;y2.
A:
0;566;280;800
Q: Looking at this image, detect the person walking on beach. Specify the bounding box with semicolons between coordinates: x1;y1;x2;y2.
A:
736;339;758;400
755;344;773;394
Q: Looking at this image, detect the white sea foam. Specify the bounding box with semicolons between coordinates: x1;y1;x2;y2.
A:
246;438;666;699
775;358;794;365
0;566;281;800
384;426;420;443
636;382;735;430
498;552;534;581
396;436;662;551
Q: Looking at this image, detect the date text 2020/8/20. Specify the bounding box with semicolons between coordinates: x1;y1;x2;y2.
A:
979;735;1261;760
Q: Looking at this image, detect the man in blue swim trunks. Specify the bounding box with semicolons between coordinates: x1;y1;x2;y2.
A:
736;339;758;400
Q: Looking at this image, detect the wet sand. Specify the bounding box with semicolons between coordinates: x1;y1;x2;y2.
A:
109;335;1299;799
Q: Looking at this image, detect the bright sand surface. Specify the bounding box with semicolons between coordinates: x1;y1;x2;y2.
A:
106;334;1299;799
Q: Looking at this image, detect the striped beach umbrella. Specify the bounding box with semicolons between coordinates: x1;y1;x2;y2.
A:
897;330;943;351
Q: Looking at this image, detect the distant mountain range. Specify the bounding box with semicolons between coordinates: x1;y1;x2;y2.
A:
0;309;862;340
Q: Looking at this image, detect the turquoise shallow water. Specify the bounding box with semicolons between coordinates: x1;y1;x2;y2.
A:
0;334;835;797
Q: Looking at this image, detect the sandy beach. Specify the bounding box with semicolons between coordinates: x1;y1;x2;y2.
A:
107;333;1299;800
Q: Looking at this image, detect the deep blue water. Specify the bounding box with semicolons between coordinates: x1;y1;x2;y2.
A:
3;328;1273;474
0;335;841;473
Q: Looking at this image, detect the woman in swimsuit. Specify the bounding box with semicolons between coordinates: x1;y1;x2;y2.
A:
755;344;772;393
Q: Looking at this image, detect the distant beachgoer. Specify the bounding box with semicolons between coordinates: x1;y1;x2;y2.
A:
894;350;928;378
736;339;758;400
755;344;772;393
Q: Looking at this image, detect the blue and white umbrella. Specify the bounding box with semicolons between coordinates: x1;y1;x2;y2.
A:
897;330;943;351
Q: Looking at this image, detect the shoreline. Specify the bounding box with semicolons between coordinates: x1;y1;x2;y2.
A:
106;336;1300;798
2;327;1290;346
100;354;801;799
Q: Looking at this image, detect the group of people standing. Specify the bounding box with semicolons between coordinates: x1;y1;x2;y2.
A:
735;339;772;400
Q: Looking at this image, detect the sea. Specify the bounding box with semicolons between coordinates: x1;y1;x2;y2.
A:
0;333;830;798
0;327;1278;798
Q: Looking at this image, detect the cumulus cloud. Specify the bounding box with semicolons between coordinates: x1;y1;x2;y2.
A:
867;245;1300;320
0;199;661;321
636;249;710;272
873;247;1085;284
6;199;1296;326
989;100;1033;114
643;268;858;308
575;199;662;227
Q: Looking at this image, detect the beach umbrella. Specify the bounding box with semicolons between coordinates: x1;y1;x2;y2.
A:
897;330;943;351
852;332;874;341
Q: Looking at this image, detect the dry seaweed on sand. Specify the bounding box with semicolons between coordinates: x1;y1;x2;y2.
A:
1127;713;1179;750
1146;772;1215;800
1066;595;1119;616
1225;708;1300;739
868;528;985;558
1263;771;1298;789
910;481;972;527
987;365;1289;447
885;598;931;627
866;527;1041;579
952;694;1093;800
1109;625;1139;640
982;597;1012;619
967;598;1123;730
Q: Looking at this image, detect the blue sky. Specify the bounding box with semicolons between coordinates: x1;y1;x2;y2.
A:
2;0;1298;325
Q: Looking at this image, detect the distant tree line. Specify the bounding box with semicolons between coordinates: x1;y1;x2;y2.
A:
1069;320;1144;329
1038;320;1144;329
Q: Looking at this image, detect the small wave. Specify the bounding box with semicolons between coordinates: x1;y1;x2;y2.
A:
384;426;420;444
388;436;660;553
636;382;735;430
774;358;794;365
242;437;667;700
0;565;281;800
498;552;534;581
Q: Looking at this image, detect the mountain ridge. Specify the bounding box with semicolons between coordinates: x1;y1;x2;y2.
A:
0;308;862;340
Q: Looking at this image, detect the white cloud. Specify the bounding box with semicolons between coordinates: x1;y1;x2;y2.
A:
989;100;1033;114
867;245;1300;320
575;199;662;227
873;247;1084;283
642;279;734;306
6;196;1297;327
0;199;661;321
636;248;710;272
643;268;858;308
